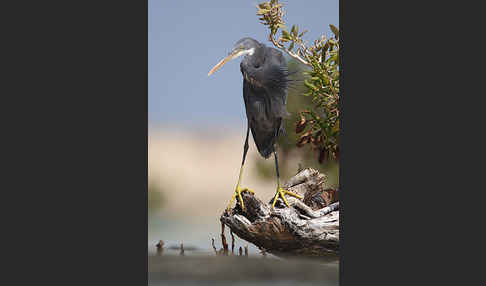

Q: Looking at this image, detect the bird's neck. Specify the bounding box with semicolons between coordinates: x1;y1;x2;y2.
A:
246;45;265;67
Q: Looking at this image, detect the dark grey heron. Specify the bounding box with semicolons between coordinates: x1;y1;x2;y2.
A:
208;37;303;210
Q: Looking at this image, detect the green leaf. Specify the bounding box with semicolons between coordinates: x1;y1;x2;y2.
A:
329;24;339;39
330;53;338;63
321;76;329;85
331;70;339;80
304;79;317;90
289;41;295;51
282;29;291;39
332;119;339;133
322;42;329;52
291;25;298;37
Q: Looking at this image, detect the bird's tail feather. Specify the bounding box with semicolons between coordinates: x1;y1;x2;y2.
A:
251;118;285;159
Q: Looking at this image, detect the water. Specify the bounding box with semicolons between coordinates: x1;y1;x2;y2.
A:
148;211;263;255
148;212;339;285
148;254;339;286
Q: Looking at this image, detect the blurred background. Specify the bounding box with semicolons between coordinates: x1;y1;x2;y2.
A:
149;0;339;254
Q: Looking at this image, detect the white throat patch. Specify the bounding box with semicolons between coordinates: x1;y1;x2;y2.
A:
232;48;255;59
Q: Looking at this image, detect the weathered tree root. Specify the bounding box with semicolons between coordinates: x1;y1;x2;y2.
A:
220;168;339;258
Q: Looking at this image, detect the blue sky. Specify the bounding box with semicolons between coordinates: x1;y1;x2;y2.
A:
149;0;338;130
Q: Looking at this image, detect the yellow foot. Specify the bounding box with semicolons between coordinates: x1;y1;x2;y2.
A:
271;187;303;208
227;186;255;211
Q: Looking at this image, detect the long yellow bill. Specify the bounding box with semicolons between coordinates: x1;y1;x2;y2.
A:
207;54;234;76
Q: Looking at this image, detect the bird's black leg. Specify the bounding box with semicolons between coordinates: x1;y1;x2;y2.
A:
227;125;254;211
239;124;250;183
274;150;281;184
271;150;303;208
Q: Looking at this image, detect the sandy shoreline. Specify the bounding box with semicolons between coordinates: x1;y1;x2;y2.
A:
149;127;278;218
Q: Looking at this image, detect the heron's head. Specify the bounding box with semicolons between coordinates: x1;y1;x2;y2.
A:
208;37;260;76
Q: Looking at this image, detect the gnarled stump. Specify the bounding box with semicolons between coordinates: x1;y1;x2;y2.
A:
220;168;339;258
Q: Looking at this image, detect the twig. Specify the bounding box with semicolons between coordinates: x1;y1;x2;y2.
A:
220;168;339;257
156;240;164;256
221;222;229;255
292;200;339;218
211;238;217;255
269;36;310;66
260;248;267;258
230;230;235;255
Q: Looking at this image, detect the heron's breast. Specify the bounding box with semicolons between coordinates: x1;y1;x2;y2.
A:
243;71;264;88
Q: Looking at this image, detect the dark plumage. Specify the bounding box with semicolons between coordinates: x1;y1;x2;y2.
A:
238;38;289;158
208;37;302;211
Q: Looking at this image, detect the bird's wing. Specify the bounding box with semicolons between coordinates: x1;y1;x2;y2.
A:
240;47;290;158
243;79;281;158
242;47;290;118
261;47;290;118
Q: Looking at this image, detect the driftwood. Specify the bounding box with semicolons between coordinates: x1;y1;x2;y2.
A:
220;168;339;258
